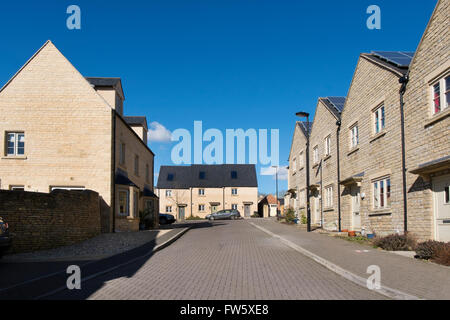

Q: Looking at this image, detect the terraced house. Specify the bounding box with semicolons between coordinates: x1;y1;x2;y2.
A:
156;164;258;219
404;0;449;242
308;97;345;231
285;121;310;217
338;51;412;236
0;41;158;232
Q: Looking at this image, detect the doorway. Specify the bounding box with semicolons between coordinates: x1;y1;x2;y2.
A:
432;174;450;242
351;185;361;231
178;206;185;220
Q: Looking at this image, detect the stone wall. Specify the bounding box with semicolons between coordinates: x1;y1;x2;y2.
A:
0;189;101;253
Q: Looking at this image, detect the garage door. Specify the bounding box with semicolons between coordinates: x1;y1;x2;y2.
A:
433;174;450;242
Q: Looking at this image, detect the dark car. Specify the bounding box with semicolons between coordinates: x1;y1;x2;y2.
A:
0;217;11;258
206;209;241;221
159;213;176;225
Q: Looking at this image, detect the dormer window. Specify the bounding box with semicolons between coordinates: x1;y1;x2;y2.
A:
199;171;206;179
231;171;237;179
167;173;174;181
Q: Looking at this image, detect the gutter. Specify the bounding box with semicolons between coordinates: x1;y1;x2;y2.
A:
399;74;409;233
336;120;342;232
112;110;116;233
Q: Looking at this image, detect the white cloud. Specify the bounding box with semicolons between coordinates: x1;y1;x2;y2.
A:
148;121;172;143
260;166;288;181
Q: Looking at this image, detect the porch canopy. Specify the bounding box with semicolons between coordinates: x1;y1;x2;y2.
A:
340;172;364;186
410;156;450;175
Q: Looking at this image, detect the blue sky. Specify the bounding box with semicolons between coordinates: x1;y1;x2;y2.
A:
0;0;436;195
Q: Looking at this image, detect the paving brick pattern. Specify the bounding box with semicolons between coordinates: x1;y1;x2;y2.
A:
52;220;385;300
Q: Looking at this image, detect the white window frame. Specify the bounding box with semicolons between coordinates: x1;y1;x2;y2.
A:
166;206;172;213
6;132;25;156
431;75;449;115
166;190;172;197
325;186;333;208
373;177;391;209
119;142;126;165
51;186;85;191
198;204;205;212
231;204;238;210
313;146;319;164
198;189;205;196
373;104;385;134
324;135;331;157
231;188;238;195
350;124;359;149
10;185;25;191
118;190;130;216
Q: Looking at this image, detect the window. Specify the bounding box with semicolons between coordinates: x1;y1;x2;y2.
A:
292;158;297;172
299;151;304;168
324;135;331;156
146;164;150;183
134;155;139;176
167;173;174;181
10;185;24;191
198;189;205;196
431;75;450;114
118;190;129;216
198;204;205;212
165;190;172;197
51;186;85;191
231;171;237;179
374;105;385;134
119;143;126;165
166;206;172;213
231;188;238;195
199;171;206;179
231;204;238;210
6;132;25;156
350;124;359;148
325;186;333;208
313;146;319;163
373;178;391;209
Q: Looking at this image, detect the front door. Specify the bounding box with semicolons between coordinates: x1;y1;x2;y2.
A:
351;185;361;231
178;206;185;220
244;204;251;217
432;174;450;242
313;196;320;225
211;205;218;214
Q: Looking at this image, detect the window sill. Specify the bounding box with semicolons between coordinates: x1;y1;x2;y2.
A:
347;147;359;156
368;210;392;217
425;108;450;127
369;131;387;143
323;207;334;212
299;166;304;171
292;171;297;176
323;155;331;162
312;163;319;169
2;155;27;160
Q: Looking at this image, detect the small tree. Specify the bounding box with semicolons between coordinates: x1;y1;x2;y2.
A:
285;208;296;224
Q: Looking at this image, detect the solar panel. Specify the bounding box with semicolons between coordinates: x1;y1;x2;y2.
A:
327;97;346;112
371;51;415;68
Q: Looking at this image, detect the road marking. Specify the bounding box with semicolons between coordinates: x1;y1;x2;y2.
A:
248;221;421;300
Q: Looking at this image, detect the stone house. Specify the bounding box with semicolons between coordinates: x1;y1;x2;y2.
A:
338;51;411;236
156;164;258;219
404;0;449;241
258;194;279;218
0;41;158;232
308;97;345;231
285;121;310;218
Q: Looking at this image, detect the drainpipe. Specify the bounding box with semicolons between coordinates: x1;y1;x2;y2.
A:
190;187;193;218
111;110;116;233
399;74;409;233
336;120;342;232
320;160;323;228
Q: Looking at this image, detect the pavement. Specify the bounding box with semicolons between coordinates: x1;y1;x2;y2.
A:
249;219;450;300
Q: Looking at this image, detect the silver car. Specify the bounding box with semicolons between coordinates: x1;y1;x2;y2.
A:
206;209;241;221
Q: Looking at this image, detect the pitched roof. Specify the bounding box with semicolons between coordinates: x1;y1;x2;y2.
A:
361;53;412;77
320;96;346;120
297;121;312;137
85;77;125;100
124;116;148;130
157;164;258;189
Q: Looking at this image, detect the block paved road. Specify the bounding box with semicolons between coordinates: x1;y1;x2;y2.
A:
46;220;385;300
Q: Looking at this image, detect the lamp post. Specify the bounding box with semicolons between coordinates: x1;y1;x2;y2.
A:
272;165;279;216
296;111;311;232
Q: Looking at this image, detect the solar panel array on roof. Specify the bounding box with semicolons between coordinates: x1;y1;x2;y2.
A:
371;51;415;68
327;97;346;112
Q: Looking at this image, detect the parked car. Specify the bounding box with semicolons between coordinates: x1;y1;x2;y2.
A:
159;213;176;225
0;217;11;258
206;209;241;221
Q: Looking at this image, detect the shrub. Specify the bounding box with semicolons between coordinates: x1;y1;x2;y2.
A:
415;240;450;266
373;233;416;251
433;243;450;266
186;216;203;221
300;213;307;225
285;208;296;224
